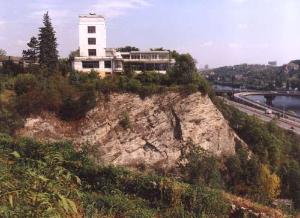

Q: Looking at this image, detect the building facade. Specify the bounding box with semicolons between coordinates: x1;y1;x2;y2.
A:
72;13;174;76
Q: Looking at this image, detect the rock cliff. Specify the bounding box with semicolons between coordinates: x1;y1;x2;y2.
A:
18;92;242;171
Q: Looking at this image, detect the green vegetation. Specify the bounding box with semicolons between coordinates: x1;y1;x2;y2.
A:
214;98;300;210
119;111;131;129
204;61;300;90
0;49;6;56
0;134;230;217
38;12;59;72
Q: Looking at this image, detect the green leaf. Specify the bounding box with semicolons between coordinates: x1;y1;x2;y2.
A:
10;151;21;159
38;175;49;182
67;199;78;213
8;194;13;208
74;176;81;185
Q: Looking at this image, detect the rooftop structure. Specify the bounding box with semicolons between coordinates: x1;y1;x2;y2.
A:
72;13;175;77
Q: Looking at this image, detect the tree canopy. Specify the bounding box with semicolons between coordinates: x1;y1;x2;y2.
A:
38;12;58;72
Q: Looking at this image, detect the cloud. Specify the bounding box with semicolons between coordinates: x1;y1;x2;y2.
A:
228;42;242;48
16;39;26;46
199;41;214;47
28;1;71;22
232;0;248;3
237;23;248;29
92;0;152;18
228;42;269;49
0;20;6;29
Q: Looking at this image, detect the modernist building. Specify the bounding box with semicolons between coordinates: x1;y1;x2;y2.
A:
72;13;174;76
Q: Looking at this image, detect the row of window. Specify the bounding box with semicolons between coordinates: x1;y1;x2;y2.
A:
123;54;169;60
82;61;112;69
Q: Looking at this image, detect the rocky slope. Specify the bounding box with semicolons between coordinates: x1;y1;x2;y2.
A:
18;92;243;171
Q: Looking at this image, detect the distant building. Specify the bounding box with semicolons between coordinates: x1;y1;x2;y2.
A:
73;13;175;76
0;56;24;68
204;64;209;70
268;61;277;66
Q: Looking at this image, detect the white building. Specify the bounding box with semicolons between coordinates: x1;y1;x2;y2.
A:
73;13;174;76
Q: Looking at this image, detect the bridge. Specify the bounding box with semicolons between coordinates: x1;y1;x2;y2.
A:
234;91;300;106
215;88;300;106
214;86;300;133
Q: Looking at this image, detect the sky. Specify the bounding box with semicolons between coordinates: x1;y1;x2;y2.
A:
0;0;300;68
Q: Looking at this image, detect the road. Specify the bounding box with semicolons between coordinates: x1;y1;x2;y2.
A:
222;98;300;135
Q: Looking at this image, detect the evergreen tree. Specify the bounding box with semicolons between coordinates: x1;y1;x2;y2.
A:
22;37;39;64
38;12;58;72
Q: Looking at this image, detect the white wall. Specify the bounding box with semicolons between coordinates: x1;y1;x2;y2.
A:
79;16;106;57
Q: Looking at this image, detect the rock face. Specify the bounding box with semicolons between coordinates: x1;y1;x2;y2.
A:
18;92;241;171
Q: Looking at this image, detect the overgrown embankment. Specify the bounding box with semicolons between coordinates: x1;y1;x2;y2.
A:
0;135;284;217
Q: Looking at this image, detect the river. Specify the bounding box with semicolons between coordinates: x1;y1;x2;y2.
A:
213;84;300;116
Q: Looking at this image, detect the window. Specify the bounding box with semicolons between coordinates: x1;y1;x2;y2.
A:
88;49;97;56
82;61;99;69
88;38;96;45
88;26;96;33
104;61;112;69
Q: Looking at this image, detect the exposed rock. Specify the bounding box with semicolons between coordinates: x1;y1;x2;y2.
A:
18;92;243;171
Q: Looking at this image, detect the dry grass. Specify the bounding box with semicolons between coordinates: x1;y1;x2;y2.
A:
223;192;285;218
0;90;15;105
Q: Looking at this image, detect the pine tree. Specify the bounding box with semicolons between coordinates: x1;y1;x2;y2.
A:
38;12;58;72
22;37;39;64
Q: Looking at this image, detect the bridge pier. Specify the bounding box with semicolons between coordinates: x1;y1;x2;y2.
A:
264;95;276;106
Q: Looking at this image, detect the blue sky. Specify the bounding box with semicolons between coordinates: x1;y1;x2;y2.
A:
0;0;300;67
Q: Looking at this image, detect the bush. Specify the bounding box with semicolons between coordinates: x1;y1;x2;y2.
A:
0;135;231;217
60;89;96;121
14;74;38;96
0;105;23;135
119;111;131;129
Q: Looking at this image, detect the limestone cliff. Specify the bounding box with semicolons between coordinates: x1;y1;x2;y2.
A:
18;92;242;171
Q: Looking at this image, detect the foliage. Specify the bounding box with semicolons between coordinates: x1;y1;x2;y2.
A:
169;53;197;85
38;12;58;72
0;49;7;56
259;164;281;200
215;97;300;209
13;73;97;120
0;135;230;217
0;60;24;76
0;105;23;135
14;73;38;96
119;111;131;129
0;135;83;217
180;140;223;188
22;37;39;64
116;46;139;52
68;48;80;61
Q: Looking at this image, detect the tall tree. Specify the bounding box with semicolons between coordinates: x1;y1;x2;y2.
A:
0;49;6;56
169;53;197;84
38;12;58;72
22;37;39;64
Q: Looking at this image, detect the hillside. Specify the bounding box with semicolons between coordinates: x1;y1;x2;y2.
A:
0;134;285;217
18;92;241;172
203;60;300;90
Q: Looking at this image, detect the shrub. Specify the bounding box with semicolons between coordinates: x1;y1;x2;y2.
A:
60;84;96;121
119;111;131;129
14;74;38;96
0;105;23;135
